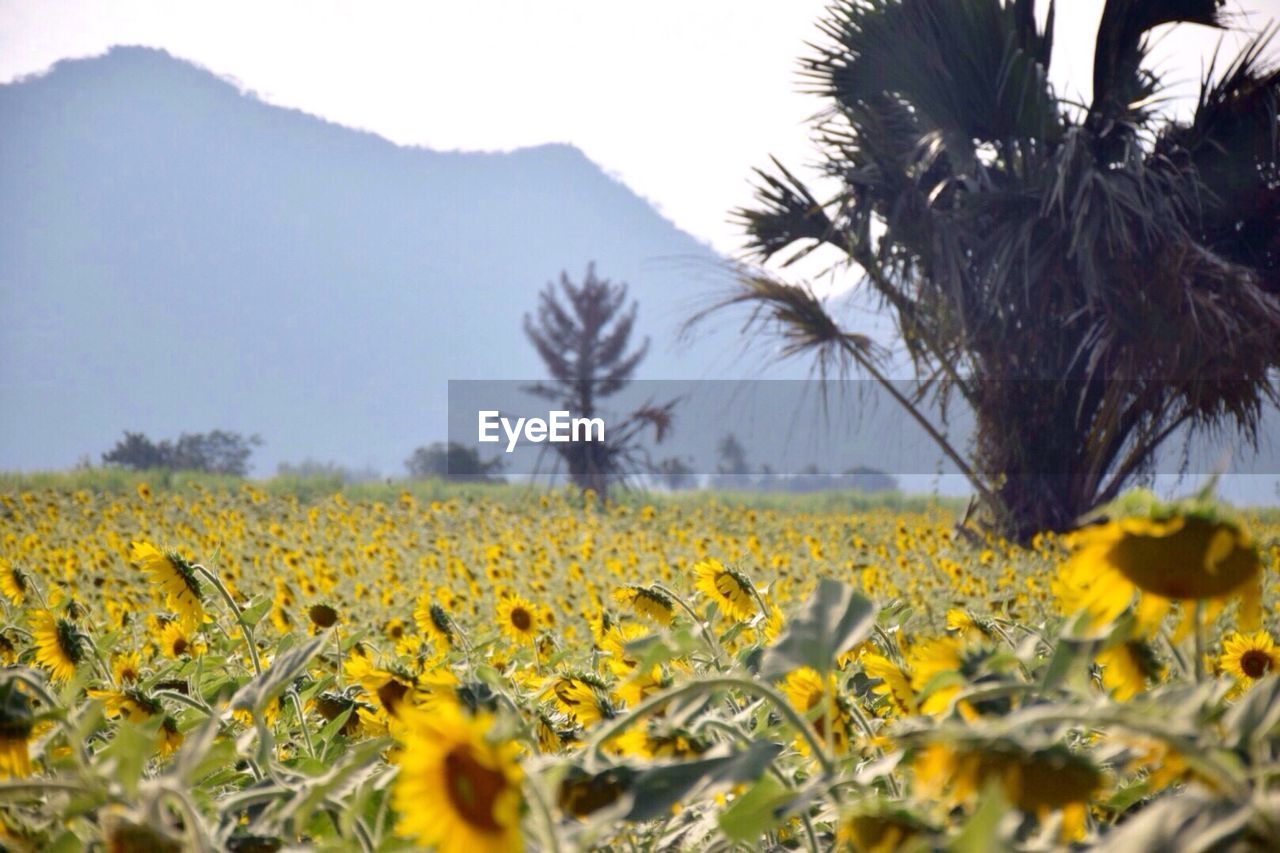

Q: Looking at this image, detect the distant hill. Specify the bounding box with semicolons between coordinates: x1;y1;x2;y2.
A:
0;47;754;474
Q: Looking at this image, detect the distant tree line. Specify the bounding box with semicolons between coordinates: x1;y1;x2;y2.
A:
102;430;262;477
704;433;898;494
405;442;505;483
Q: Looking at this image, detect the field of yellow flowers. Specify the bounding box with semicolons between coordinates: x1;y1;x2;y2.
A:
0;474;1278;850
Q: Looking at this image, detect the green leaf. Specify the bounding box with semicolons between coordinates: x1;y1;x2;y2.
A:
98;719;156;799
718;775;794;842
761;578;876;678
949;782;1012;853
230;634;326;713
625;740;784;822
1040;636;1096;692
239;594;272;630
1222;676;1280;751
45;830;84;853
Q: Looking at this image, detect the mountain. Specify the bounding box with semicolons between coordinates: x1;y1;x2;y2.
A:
0;47;746;475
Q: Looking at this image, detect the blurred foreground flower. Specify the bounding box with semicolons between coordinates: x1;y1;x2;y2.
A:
392;702;523;853
1057;509;1261;637
914;741;1100;841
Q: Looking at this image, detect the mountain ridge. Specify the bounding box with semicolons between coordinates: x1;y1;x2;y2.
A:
0;46;738;475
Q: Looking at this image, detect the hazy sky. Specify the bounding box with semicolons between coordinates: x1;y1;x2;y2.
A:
1;1;1276;254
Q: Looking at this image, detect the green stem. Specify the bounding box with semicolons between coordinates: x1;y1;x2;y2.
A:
154;690;217;717
1193;601;1207;684
194;564;261;677
525;771;563;853
652;583;726;670
290;690;316;758
0;779;86;797
696;717;823;853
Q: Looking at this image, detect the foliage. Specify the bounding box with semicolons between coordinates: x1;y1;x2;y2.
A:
276;459;381;485
653;456;697;491
405;442;505;483
102;430;263;477
695;0;1280;541
0;477;1278;848
524;263;675;498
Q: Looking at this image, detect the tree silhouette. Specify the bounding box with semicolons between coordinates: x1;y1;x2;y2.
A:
524;263;672;497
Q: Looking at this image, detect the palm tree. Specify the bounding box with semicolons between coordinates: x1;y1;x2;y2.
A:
701;0;1279;540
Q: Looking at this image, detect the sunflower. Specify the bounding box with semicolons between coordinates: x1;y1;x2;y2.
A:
611;585;674;626
158;620;204;660
533;707;577;754
158;716;183;757
112;650;143;685
781;667;851;754
693;559;757;621
392;703;523;853
497;596;539;643
837;807;931;853
1219;631;1280;687
87;688;162;724
914;741;1100;842
0;682;34;779
308;603;339;630
546;673;615;727
1096;640;1162;702
129;542;205;629
862;652;917;716
32;610;84;683
414;594;455;646
905;637;968;718
1057;513;1262;638
0;562;29;606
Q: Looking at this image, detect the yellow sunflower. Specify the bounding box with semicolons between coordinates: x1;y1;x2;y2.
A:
1095;640;1162;702
112;650;143;685
1219;631;1280;687
0;562;29;606
0;682;34;779
546;673;615;727
781;667;851;754
914;741;1099;842
413;594;456;646
496;596;539;643
87;688;162;724
837;808;929;853
158;716;183;757
906;636;973;718
611;585;674;626
1057;513;1262;638
392;703;523;853
158;620;204;660
862;652;917;716
693;559;757;621
32;610;85;683
129;541;205;629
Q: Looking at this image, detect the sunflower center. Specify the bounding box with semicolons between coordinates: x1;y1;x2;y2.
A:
55;619;85;664
172;637;189;657
443;744;507;833
1241;649;1272;679
510;607;532;632
377;679;410;713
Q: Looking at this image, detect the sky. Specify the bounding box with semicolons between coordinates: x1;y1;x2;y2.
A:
1;0;1276;257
